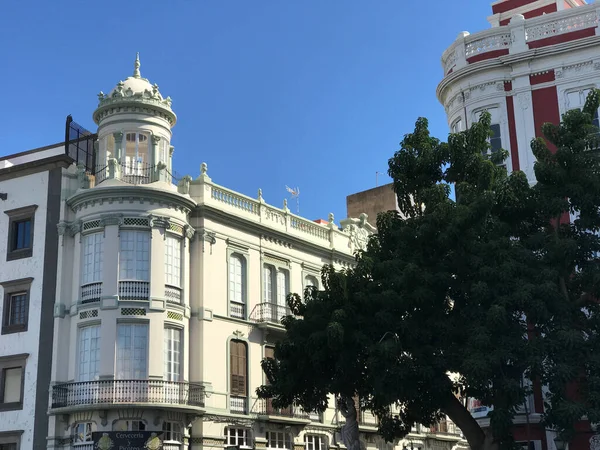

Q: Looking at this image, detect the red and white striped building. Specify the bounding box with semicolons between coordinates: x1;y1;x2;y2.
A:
438;2;600;450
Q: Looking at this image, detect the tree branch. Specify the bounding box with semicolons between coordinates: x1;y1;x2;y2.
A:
442;394;488;450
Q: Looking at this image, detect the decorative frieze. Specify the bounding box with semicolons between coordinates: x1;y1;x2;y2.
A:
198;228;216;253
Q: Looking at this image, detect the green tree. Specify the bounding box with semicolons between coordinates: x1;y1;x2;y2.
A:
257;90;600;450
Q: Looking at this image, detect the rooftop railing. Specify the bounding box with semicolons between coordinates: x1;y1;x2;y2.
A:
441;3;600;76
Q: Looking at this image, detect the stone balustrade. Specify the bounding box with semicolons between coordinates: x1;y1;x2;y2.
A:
441;2;600;76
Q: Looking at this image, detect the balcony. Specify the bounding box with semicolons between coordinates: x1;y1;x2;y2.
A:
80;282;102;304
118;280;150;301
440;2;600;77
252;398;312;424
165;284;182;304
94;162;181;187
50;379;205;413
428;420;463;440
250;302;291;332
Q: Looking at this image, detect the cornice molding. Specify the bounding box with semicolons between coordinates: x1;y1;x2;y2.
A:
67;184;196;215
438;34;600;102
196;205;355;265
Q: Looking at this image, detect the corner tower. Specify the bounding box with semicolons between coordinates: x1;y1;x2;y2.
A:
93;53;177;184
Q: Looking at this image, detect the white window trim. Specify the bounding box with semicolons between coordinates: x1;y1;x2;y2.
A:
77;324;100;382
164;327;182;382
81;232;103;285
116;323;149;380
119;230;150;281
227;248;248;319
165;234;182;288
266;431;291;450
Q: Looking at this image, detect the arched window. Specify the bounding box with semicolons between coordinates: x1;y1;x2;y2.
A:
304;275;319;289
229;340;248;414
229;254;246;318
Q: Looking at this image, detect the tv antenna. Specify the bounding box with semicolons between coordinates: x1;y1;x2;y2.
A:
285;185;300;214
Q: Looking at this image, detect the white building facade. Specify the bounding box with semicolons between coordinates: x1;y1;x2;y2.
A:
2;56;467;450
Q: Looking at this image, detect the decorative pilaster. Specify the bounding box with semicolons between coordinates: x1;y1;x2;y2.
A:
453;31;469;71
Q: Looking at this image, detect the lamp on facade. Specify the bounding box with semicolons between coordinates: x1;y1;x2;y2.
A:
554;437;567;450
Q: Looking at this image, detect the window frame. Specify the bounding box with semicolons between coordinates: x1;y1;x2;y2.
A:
1;278;33;335
115;322;149;380
77;324;101;382
227;249;248;319
266;431;291;450
0;431;23;450
226;427;251;448
5;205;37;261
119;230;150;281
164;234;182;288
0;353;28;411
112;420;146;431
81;232;104;285
229;340;248;397
162;420;182;443
72;422;94;444
164;326;182;382
304;435;325;450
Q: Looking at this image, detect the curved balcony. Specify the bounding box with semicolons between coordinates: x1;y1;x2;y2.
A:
50;379;205;413
440;3;600;77
250;302;290;333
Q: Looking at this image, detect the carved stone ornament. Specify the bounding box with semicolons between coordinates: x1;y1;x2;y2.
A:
198;228;216;253
518;92;531;110
232;330;245;339
57;221;69;236
148;214;170;230
590;435;600;450
340;213;376;251
68;221;81;237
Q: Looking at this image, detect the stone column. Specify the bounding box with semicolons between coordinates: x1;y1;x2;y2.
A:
151;135;161;182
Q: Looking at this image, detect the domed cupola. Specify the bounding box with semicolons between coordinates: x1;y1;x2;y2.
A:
92;53;177;184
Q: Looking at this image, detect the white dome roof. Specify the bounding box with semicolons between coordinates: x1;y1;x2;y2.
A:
94;53;176;126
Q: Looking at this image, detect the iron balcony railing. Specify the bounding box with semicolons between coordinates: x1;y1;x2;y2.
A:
51;379;205;409
249;302;291;325
253;398;314;420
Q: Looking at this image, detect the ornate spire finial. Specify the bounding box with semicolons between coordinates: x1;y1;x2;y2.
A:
133;52;141;78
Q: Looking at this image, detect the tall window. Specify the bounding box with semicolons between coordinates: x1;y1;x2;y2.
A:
5;205;36;261
164;327;182;381
2;292;28;334
230;340;247;398
165;235;181;287
229;254;245;318
263;266;273;303
451;118;463;133
0;354;26;410
124;132;149;174
82;232;103;284
489;123;502;154
266;431;291;450
304;275;318;289
119;231;150;281
263;265;289;306
116;323;148;379
78;325;100;382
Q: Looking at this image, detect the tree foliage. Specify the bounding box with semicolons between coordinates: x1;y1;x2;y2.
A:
258;90;600;450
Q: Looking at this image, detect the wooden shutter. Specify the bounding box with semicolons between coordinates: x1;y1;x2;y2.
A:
230;341;247;396
264;346;275;414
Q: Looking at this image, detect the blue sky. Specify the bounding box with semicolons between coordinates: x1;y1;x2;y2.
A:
1;0;491;223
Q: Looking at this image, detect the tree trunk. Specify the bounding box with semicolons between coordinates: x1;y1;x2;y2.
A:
442;394;498;450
